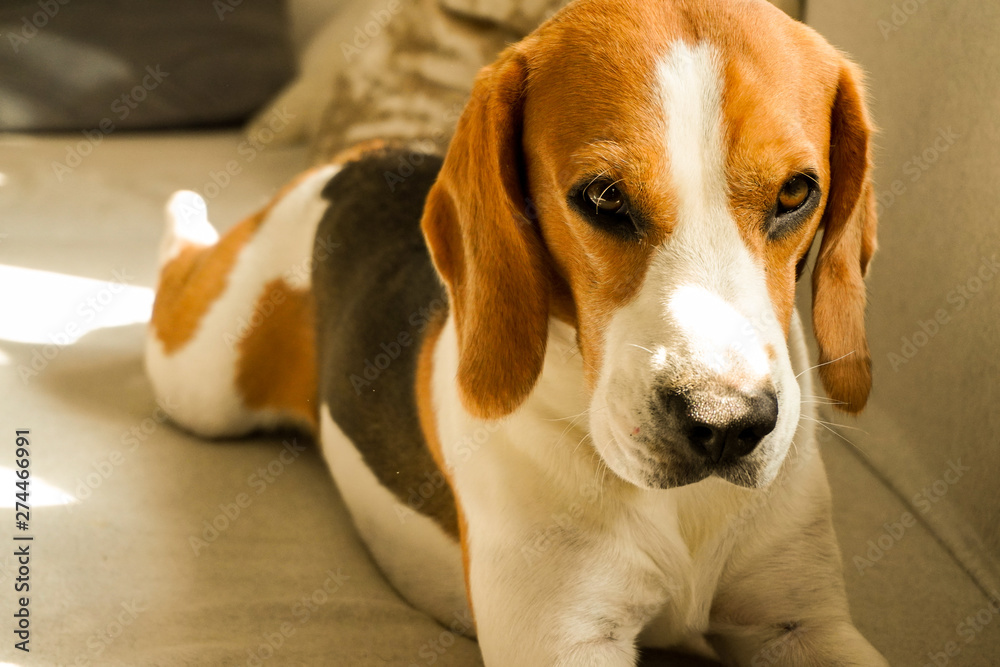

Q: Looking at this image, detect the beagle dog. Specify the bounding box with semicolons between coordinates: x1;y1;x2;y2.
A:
146;0;888;664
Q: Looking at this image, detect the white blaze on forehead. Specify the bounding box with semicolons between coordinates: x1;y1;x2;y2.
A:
655;40;773;305
657;41;727;224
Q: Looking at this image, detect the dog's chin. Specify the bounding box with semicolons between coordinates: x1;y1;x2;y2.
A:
710;459;772;489
625;455;777;491
632;455;770;490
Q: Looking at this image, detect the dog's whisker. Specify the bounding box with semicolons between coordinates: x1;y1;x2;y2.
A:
812;418;869;434
555;412;594;448
802;416;867;452
543;407;592;422
797;170;821;187
796;353;857;378
597;177;625;203
558;405;608;451
593;451;612;509
800;396;850;408
794;351;856;379
583;170;611;198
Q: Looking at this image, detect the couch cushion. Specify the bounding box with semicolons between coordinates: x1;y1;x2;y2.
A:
793;0;1000;661
805;0;1000;617
0;0;295;131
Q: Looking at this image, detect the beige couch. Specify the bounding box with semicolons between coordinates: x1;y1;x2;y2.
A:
2;0;997;665
802;0;1000;660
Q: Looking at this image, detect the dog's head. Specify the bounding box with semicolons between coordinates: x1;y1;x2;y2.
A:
422;0;876;489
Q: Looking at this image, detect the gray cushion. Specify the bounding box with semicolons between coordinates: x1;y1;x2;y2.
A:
0;0;295;130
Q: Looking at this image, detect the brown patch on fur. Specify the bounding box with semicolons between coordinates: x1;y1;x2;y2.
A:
151;219;258;355
151;165;335;355
516;4;688;392
415;310;475;622
235;279;318;430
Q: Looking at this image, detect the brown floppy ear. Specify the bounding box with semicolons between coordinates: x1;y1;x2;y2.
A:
421;50;549;420
812;59;878;413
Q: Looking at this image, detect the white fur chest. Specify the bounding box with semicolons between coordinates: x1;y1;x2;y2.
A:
431;313;821;658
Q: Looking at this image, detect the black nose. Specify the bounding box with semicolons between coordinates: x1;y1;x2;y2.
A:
660;385;778;464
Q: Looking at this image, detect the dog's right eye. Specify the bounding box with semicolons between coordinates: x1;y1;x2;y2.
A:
583;179;630;217
569;177;644;239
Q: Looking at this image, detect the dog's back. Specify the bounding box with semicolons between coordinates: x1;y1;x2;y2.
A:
312;151;460;536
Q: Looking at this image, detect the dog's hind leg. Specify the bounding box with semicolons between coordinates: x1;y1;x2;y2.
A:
146;190;266;439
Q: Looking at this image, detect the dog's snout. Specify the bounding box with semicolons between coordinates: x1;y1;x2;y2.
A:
660;384;778;464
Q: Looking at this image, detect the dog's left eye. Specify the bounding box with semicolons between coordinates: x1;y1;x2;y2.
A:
583;179;629;216
776;174;814;215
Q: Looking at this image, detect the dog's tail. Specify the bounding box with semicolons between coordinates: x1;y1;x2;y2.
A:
160;190;219;266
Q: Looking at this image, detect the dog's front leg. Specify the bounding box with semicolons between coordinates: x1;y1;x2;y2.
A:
706;499;889;667
469;527;667;667
710;617;888;667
